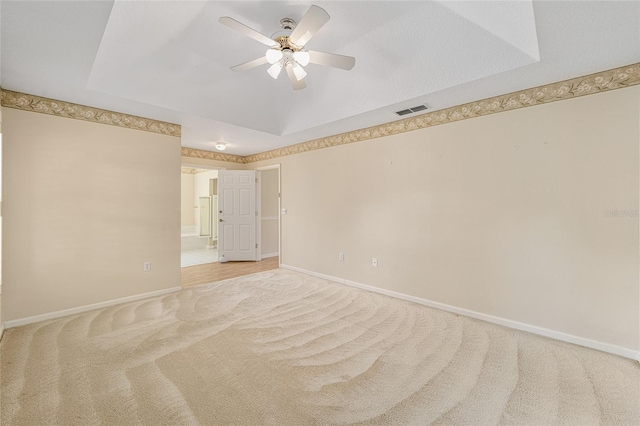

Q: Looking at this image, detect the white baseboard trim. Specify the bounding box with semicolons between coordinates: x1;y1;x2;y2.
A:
280;264;640;362
0;323;4;341
262;252;279;259
3;286;182;329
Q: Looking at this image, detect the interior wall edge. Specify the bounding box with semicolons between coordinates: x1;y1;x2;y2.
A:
2;286;183;329
281;264;640;362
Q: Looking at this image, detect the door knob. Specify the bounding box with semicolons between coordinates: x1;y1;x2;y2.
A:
219;219;224;222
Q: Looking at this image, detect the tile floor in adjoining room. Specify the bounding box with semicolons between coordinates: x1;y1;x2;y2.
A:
181;248;218;267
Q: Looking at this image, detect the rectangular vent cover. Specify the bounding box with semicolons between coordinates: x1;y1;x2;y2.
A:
395;104;429;116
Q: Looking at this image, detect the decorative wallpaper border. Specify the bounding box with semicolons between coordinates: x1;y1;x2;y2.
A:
0;89;181;137
3;62;639;163
181;147;246;164
181;167;209;174
242;62;640;163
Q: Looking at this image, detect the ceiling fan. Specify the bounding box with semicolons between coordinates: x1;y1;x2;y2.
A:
219;5;356;90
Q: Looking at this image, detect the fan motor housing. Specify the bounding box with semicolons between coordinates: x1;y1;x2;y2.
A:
274;35;301;51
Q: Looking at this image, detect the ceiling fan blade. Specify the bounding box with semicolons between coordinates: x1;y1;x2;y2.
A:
285;62;307;90
219;16;279;47
289;5;330;47
230;56;269;71
308;50;355;70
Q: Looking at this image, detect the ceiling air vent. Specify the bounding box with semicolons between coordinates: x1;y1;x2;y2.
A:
395;104;429;116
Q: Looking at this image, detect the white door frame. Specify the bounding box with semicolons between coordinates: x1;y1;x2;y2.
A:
255;164;281;266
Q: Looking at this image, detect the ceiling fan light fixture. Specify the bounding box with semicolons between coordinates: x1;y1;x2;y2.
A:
265;48;283;64
214;142;227;151
292;62;307;81
293;50;310;66
267;62;283;79
221;5;355;90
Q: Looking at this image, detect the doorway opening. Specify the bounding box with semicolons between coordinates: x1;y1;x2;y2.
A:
180;165;220;267
180;164;281;288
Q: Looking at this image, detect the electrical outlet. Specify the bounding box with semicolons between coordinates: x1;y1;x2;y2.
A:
339;252;345;261
144;261;151;271
372;258;378;267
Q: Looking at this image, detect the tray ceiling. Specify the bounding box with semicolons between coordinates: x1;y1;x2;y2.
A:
1;1;639;155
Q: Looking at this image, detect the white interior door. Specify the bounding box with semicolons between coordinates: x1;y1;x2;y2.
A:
218;170;258;261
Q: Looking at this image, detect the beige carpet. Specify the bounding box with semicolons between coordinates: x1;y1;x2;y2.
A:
1;269;639;425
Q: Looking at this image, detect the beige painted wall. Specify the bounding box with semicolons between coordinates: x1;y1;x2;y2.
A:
195;170;218;203
180;156;241;170
2;108;182;321
250;86;640;352
261;168;279;256
181;173;195;227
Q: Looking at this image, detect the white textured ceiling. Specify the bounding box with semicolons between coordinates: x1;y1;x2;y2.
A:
1;1;640;156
